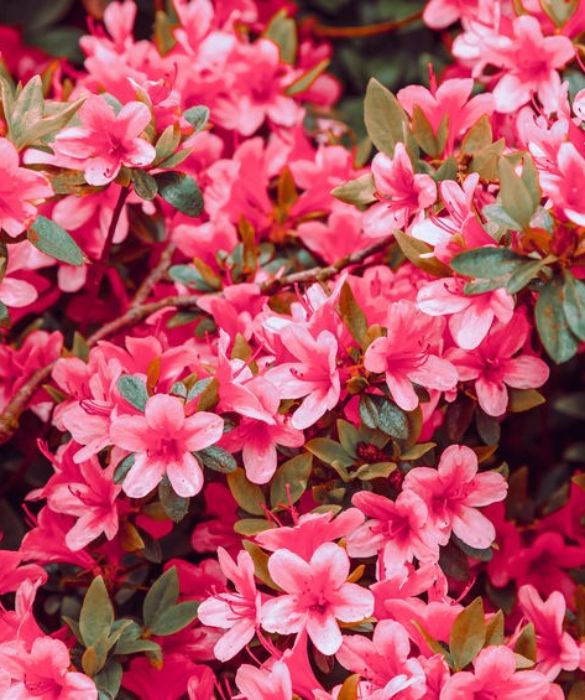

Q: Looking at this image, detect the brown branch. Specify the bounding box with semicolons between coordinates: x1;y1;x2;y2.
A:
0;235;394;445
131;241;176;307
306;10;423;39
260;234;394;293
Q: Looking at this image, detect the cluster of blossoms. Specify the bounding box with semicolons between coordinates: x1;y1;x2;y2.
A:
0;0;585;697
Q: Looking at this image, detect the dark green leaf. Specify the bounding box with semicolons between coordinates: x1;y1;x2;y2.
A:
498;156;537;229
331;174;376;207
364;78;409;156
339;282;368;348
535;276;578;363
563;270;585;341
95;660;123;700
183;105;210;132
263;9;297;64
226;468;266;516
451;247;525;279
154;172;203;217
449;597;486;670
359;395;409;439
28;216;84;265
197;446;237;473
131;170;158;201
117;375;148;412
158;477;190;523
270;453;312;509
143;567;179;631
148;601;198;636
114;454;135;484
286;58;330;95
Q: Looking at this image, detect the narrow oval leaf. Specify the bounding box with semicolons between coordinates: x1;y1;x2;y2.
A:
117;375;148;411
154;171;203;217
28;216;84;265
79;576;114;648
449;597;486;670
143;566;180;630
536;277;578;363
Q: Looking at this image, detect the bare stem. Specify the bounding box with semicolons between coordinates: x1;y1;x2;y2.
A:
307;10;423;39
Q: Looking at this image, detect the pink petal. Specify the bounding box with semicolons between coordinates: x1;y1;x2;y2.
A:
122;453;165;498
306;610;343;655
167;452;204;497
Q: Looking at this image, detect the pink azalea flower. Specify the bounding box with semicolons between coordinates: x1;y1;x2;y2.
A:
517;584;580;680
0;241;40;309
219;376;304;484
0;138;52;237
234;661;292;700
0;550;46;595
423;0;480;29
254;508;365;561
541;142;585;226
403;444;508;549
417;278;515;350
347;490;440;575
364;143;437;237
110;394;224;497
485;15;575;113
0;636;97;699
336;620;426;700
261;542;374;655
440;645;550;700
265;325;340;429
198;547;261;661
447;316;550;417
363;300;458;412
398;78;494;154
53;96;155;185
191;483;240;556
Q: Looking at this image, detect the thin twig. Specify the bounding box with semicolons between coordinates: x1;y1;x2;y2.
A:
131;241;176;307
306;10;423;39
0;235;393;444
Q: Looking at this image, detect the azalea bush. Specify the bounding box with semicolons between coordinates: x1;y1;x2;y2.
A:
1;0;585;698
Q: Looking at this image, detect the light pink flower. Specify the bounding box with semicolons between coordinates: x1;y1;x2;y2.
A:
336;620;426;700
0;138;52;237
486;15;574;113
423;0;480;29
261;543;374;655
417;278;514;350
364;143;436;237
0;636;97;699
266;325;340;429
53;96;155;185
541;142;585;226
363;300;458;412
447;316;550;417
198;547;261;662
234;661;292;700
110;394;224;498
347;490;440;575
517;585;580;680
403;444;507;549
440;645;550;699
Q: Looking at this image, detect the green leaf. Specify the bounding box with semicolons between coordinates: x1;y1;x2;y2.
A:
234;518;275;535
79;576;114;648
114;638;162;656
114;454;135;484
563;270;585;342
270;453;312;509
506;259;546;294
514;622;537;661
393;230;449;277
540;0;579;26
7;75;43;148
154;172;203;217
158;477;189;523
154;124;181;164
227;468;266;516
353;461;396;480
28;216;84;265
169;264;215;292
149;600;198;636
449;597;486;670
484;610;505;647
0;301;10;327
339;282;368;349
331;174;376;207
143;567;179;631
95;660;123;700
451;247;526;279
536;276;578;363
131;170;158;201
461;115;493;155
19;97;85;149
364;78;410;156
359;395;409;439
183;105;210;132
117;375;148;412
498;156;538;229
263;9;297;64
196;446;237;473
24;26;84;63
286;58;330;96
412;105;443;157
305;438;355;468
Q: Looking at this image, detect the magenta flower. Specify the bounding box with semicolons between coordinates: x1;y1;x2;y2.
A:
0;636;97;699
0;138;52;237
440;645;550;699
518;585;580;680
347;490;440;575
336;620;426;700
486;15;574;114
363;300;458;412
110;394;224;498
198;547;261;662
364;143;436;237
403;444;508;549
53;96;155;185
266;326;340;429
447;315;550;417
261;542;374;655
